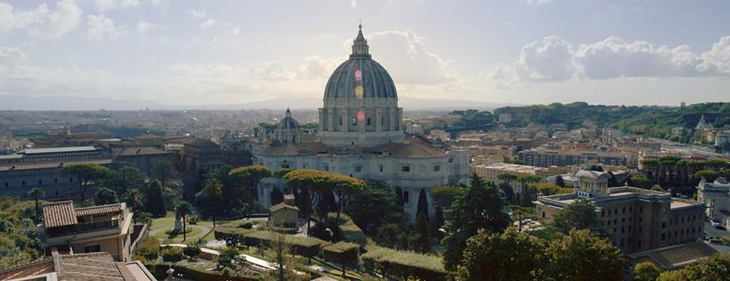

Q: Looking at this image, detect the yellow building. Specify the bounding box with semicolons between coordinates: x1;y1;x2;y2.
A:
40;201;133;261
269;194;299;228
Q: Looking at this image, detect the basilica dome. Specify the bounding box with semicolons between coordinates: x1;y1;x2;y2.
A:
277;108;299;129
323;25;397;99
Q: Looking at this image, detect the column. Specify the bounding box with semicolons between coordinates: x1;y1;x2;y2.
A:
375;108;382;132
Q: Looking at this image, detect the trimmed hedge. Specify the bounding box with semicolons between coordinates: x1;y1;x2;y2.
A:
361;247;450;281
145;263;260;281
215;227;330;260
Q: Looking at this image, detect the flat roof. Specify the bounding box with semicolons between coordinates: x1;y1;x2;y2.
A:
23;146;98;155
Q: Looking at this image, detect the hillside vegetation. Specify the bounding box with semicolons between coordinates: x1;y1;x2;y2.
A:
492;102;730;141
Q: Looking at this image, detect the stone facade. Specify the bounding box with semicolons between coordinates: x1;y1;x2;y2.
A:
536;170;705;253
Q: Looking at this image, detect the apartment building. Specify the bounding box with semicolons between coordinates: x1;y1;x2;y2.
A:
536;170;705;254
40;201;134;261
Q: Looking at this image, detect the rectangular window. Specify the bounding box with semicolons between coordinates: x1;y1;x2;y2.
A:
661;233;666;241
367;118;371;126
433;165;440;172
448;158;454;163
401;165;410;172
339;117;343;126
379;165;383;172
84;244;101;253
355;165;362;172
352;117;357;126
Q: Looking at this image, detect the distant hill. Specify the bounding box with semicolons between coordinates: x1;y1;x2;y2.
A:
0;95;517;111
0;95;167;111
615;102;730;140
492;101;730;141
493;102;670;129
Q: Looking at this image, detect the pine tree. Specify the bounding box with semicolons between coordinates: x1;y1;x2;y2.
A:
555;175;566;187
415;213;431;253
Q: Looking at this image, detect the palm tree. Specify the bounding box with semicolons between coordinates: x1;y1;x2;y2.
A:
176;201;192;242
29;188;44;224
126;188;144;223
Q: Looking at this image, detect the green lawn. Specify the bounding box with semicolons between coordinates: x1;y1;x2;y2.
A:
149;213;231;244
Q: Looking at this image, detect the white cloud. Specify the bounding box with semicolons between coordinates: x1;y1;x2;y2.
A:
135;20;153;36
575;37;710;79
361;30;456;85
191;9;206;18
0;47;26;72
230;26;240;36
85;15;121;40
95;0;139;12
200;19;215;29
350;0;357;8
298;55;342;78
526;0;551;4
0;0;82;39
515;36;576;82
701;36;730;74
490;34;730;87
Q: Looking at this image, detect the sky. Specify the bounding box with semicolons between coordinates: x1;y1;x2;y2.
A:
0;0;729;108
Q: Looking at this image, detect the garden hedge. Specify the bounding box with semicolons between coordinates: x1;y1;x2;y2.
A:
361;246;450;281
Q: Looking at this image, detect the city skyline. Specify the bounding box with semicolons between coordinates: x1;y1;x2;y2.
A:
0;0;729;109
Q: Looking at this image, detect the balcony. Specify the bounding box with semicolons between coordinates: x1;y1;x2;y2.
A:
47;218;120;238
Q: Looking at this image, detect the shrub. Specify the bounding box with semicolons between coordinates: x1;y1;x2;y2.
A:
183;243;201;259
218;247;239;268
161;247;184;262
188;215;199;225
136;237;160;261
309;220;342;242
361;246;448;281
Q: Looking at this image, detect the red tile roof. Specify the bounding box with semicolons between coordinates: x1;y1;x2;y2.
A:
42;201;78;228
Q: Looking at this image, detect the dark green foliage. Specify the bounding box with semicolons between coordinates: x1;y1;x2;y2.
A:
589;165;604;172
457;228;546;281
633;262;661;281
414;213;430;253
441;173;511;271
616;102;730;140
101;165;146;196
543;229;625;281
62;163;111;201
430;206;445;240
270;189;284;205
416;189;429;220
656;253;730;281
183;243;201;258
150;160;176;190
309;220;343;242
553;200;606;237
345;180;404;235
555;175;566;187
160;247;185;262
94;187;118;205
144;181;166;217
430;186;465;209
136;237;160;261
628;176;655;190
362;247;449;281
494;102;664;129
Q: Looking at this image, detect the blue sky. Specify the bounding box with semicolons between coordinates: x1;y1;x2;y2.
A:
0;0;729;107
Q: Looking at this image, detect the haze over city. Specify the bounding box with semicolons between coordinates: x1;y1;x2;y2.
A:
2;1;730;281
1;0;729;109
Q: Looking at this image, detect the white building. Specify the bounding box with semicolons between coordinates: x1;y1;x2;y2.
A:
253;25;471;220
697;177;730;225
